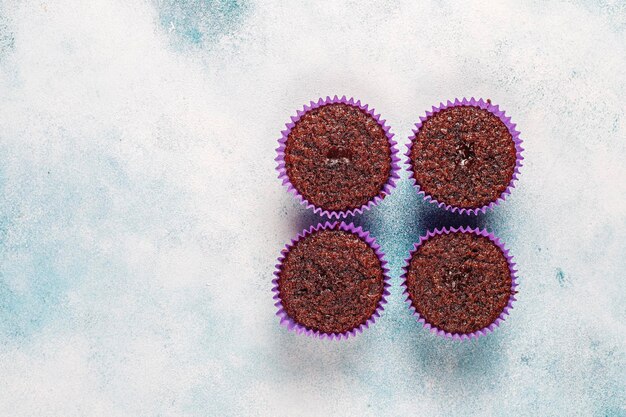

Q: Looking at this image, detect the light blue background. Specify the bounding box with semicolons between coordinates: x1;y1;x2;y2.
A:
0;1;624;416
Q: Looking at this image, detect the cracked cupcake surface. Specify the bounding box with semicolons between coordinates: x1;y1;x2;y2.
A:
405;232;514;334
284;103;392;212
410;105;517;209
277;228;385;334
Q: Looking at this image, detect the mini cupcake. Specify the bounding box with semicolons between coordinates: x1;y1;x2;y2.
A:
276;96;400;218
407;98;523;214
273;222;390;339
401;227;517;340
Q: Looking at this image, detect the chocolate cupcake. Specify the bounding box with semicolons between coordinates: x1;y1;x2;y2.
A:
276;96;400;218
273;222;390;339
407;98;523;214
401;227;517;340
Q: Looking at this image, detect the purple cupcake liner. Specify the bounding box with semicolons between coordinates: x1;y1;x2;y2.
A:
275;95;401;219
406;97;524;215
400;226;518;341
272;221;391;340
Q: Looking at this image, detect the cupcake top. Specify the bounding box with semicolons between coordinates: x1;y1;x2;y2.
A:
284;102;392;212
409;104;517;209
405;231;514;335
277;227;385;334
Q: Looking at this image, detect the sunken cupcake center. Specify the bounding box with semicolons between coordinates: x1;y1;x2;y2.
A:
443;266;472;292
456;140;475;166
326;146;353;167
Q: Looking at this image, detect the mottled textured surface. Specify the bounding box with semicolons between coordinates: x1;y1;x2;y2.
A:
410;106;517;208
278;228;384;334
285;103;391;211
0;1;624;416
405;232;513;334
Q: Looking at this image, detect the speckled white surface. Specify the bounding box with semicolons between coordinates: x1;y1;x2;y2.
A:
0;1;624;416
